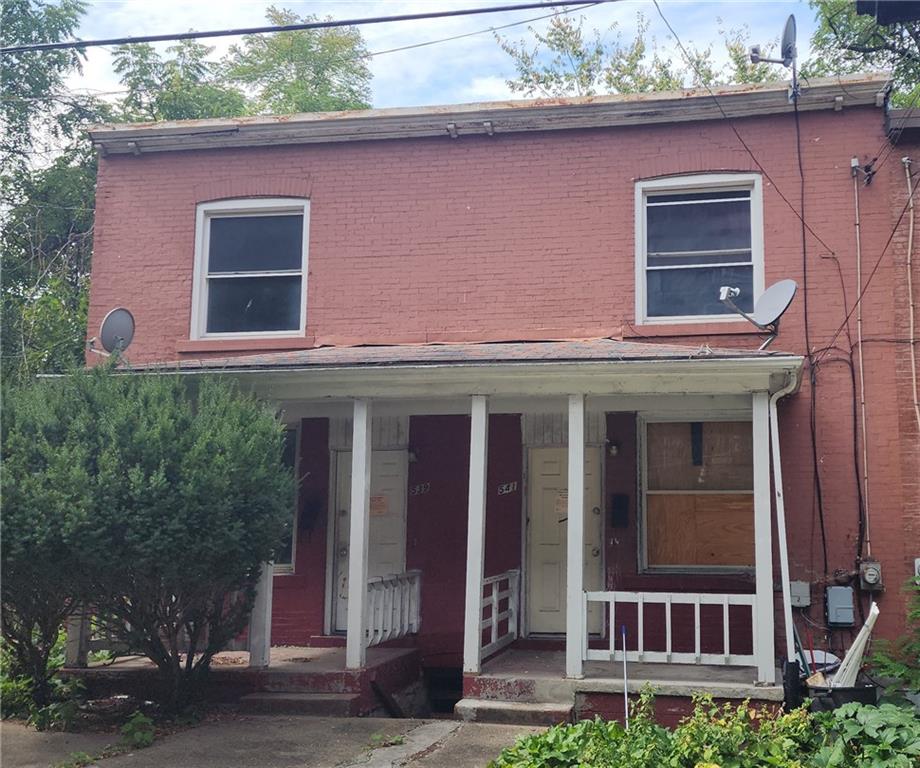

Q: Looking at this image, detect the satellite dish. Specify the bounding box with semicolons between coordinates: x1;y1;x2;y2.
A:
748;14;799;99
780;15;797;69
752;279;797;328
99;308;135;354
719;280;797;350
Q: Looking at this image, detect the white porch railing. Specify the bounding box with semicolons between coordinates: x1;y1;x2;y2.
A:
365;569;421;648
584;591;756;667
481;569;520;658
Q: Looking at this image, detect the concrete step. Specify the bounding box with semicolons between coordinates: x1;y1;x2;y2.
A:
454;698;573;726
238;692;360;716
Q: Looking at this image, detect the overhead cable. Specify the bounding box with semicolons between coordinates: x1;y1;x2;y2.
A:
0;0;612;54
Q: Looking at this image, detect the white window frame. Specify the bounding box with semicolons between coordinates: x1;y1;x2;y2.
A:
634;173;764;325
637;412;755;575
274;422;301;575
191;197;310;340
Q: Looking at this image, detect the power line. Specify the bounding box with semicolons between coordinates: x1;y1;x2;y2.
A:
1;3;597;110
650;0;839;258
0;0;611;55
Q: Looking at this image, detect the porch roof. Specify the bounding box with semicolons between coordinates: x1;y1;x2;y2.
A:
152;338;794;371
138;339;803;398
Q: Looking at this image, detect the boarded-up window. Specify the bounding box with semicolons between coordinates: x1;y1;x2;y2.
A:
645;421;753;568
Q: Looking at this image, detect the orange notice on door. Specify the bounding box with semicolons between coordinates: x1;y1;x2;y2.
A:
369;495;388;516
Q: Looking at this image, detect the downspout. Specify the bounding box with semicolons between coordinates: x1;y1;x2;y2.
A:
851;165;872;558
903;156;920;435
769;371;799;669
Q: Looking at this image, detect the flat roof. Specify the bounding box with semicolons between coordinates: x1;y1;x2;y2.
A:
89;73;890;155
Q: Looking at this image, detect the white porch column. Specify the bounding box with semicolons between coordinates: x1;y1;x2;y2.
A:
463;395;489;674
752;392;776;684
249;562;274;668
346;399;373;669
566;394;585;679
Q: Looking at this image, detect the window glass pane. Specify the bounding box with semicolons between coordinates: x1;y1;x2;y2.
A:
647;421;753;491
275;428;298;566
647;197;751;255
209;214;303;273
647;265;753;317
649;190;750;204
206;276;301;333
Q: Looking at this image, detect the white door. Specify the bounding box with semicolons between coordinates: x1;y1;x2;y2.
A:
333;450;408;632
526;446;603;634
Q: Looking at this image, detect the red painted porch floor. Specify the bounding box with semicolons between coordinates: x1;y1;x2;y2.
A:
474;649;783;702
66;646;422;715
82;645;413;674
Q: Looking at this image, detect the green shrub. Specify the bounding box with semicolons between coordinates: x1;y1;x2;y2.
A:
871;577;920;697
490;694;919;768
813;702;920;768
120;710;155;749
3;368;294;713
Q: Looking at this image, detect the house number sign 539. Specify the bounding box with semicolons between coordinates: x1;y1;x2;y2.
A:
497;481;518;496
410;482;431;496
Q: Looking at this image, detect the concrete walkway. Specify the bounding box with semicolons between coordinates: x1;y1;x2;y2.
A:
1;722;114;768
1;716;540;768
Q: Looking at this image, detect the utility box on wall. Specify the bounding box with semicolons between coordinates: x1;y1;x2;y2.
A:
826;586;855;627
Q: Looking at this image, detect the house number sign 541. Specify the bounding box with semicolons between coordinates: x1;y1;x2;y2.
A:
497;481;518;496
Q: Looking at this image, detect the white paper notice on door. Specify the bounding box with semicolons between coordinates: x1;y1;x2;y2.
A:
370;495;388;516
554;491;568;516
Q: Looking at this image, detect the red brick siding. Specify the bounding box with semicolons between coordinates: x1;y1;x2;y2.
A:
90;105;917;642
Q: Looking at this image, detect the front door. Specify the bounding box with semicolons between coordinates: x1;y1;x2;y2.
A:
333;450;408;632
526;446;603;634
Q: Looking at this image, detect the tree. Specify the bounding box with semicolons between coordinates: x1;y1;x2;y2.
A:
496;12;783;98
1;375;92;707
1;145;98;381
0;0;97;175
1;368;294;712
809;0;920;107
224;7;372;113
112;40;248;122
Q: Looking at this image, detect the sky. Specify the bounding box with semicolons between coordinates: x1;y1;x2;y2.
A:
66;0;820;109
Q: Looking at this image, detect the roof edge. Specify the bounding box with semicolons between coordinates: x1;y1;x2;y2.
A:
89;73;891;155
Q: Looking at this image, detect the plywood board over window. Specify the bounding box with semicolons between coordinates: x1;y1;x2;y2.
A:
643;420;754;570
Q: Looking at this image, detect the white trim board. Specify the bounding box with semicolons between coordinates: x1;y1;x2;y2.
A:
634;173;764;326
190;197;310;341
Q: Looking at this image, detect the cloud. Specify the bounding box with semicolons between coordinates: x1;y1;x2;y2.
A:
65;0;819;111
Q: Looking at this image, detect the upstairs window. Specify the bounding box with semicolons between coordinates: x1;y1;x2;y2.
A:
192;198;309;338
635;174;763;323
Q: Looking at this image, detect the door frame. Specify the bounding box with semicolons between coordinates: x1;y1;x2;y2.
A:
522;442;606;637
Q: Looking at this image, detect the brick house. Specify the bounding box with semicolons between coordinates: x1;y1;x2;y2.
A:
82;74;918;720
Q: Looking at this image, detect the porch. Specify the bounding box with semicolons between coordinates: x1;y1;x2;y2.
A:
64;646;422;717
458;647;783;725
116;339;804;716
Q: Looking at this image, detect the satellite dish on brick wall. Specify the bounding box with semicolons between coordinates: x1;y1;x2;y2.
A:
752;279;797;328
719;280;797;350
99;308;135;354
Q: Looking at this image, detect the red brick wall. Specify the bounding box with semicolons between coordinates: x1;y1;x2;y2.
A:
90;105;917;642
271;418;329;645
